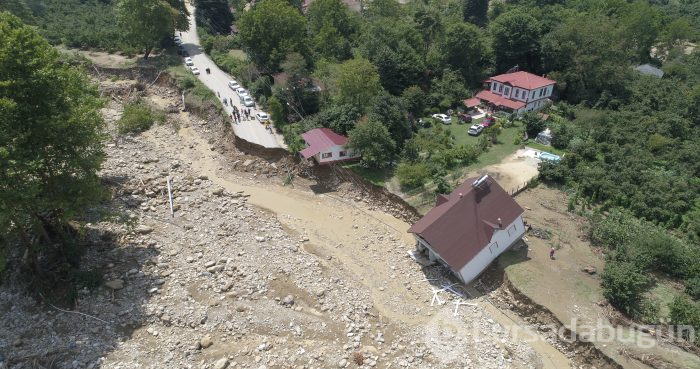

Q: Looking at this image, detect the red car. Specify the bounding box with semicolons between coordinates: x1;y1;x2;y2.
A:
481;116;496;127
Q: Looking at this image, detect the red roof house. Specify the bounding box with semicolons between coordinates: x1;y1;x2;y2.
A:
299;128;359;164
476;71;555;115
408;175;526;283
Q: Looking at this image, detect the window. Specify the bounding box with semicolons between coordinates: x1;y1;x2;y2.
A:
507;224;517;236
521;90;526;99
339;151;347;157
492;82;498;91
321;152;332;159
498;84;503;93
488;242;500;254
504;87;510;96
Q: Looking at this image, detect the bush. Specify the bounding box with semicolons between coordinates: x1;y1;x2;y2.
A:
668;295;700;344
396;162;430;189
117;101;165;134
686;277;700;300
601;259;651;316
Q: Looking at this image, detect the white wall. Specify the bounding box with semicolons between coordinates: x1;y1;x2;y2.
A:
457;216;525;283
316;144;359;164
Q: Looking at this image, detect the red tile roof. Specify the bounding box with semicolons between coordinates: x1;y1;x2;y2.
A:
408;176;524;271
300;128;348;159
464;97;481;108
489;71;555;90
475;90;526;110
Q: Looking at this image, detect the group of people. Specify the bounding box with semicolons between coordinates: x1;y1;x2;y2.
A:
230;105;252;124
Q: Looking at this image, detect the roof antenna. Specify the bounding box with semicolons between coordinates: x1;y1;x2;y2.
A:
472;174;489;188
498;218;502;228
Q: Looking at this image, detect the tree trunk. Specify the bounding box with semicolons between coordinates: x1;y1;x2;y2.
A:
144;46;153;59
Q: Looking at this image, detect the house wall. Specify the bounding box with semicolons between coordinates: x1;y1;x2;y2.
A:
316;144;360;164
456;216;526;284
490;82;555;105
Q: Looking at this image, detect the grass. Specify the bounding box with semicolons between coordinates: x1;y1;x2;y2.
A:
525;141;567;156
459;122;524;172
343;163;388;187
649;280;683;318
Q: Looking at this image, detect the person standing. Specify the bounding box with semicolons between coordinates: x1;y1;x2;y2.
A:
549;247;556;260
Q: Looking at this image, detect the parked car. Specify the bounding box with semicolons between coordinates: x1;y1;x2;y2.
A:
468;124;484;136
228;80;240;90
255;112;269;122
236;87;248;98
458;113;472;123
432;113;452;124
184;57;193;66
242;96;255;107
190;66;200;75
481;116;496;127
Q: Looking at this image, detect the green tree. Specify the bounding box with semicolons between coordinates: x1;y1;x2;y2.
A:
601;260;650;316
522;113;546;138
668;295;700;343
268;96;286;125
491;11;542;73
402;85;426;119
0;13;105;271
237;0;307;71
369;92;411;145
116;0;189;58
348;120;396;167
312;23;351;61
335;57;382;110
462;0;488;27
620;1;662;62
306;0;355;37
414;8;442;51
195;0;233;35
441;21;488;85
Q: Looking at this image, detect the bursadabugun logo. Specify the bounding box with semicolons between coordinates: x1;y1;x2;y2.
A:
423;307;473;364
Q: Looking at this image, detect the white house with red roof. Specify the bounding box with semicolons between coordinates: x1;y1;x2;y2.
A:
473;71;556;115
299;128;360;164
408;175;526;284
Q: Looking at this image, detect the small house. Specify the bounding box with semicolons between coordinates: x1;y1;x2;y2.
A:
299;128;359;165
475;71;556;115
408;175;526;284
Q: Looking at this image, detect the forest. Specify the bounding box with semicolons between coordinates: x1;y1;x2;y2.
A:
1;0;700;345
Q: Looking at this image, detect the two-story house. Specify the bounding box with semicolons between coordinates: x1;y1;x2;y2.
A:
474;71;556;115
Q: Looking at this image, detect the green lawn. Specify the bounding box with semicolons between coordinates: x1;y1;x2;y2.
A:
525;141;567;156
343;163;388;187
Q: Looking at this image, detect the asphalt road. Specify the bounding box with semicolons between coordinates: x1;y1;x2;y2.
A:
179;5;285;149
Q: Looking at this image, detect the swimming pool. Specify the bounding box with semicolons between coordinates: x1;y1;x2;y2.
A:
539;151;561;162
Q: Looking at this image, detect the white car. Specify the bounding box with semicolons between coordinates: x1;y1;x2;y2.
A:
467;124;484;136
255;112;269;122
236;87;248;98
190;66;200;75
228;80;240;90
242;96;255;107
184;57;193;66
432;113;452;124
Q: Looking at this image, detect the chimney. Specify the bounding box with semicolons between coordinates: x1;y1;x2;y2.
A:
459;193;463;198
498;218;502;228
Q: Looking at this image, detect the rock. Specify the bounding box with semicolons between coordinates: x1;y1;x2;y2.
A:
315;288;325;298
104;279;125;290
212;188;224;196
338;359;348;368
255;236;266;242
205;260;216;268
213;358;229;369
198;175;209;180
200;336;213;349
582;266;597;275
282;295;295;306
135;225;153;234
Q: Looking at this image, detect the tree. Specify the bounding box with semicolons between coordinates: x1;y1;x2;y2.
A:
0;13;105;272
348;120;396;167
491;11;542;73
601;260;650;316
620;1;662;62
237;0;307;71
414;8;442;51
429;69;468;110
402;85;426;119
369;92;411;146
195;0;233;35
312;23;352;61
335;57;382;110
372;41;425;95
463;0;488;27
441;21;488;85
306;0;355;37
116;0;189;58
522;113;546;138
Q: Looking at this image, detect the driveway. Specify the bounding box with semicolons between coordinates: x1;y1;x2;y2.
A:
178;5;285;149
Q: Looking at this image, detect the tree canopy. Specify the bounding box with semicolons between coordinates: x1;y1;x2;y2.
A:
116;0;189;58
0;12;105;270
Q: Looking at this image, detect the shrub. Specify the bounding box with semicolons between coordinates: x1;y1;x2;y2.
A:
601;259;651;316
117;101;165;134
686;277;700;300
396;162;430;189
668;295;700;344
